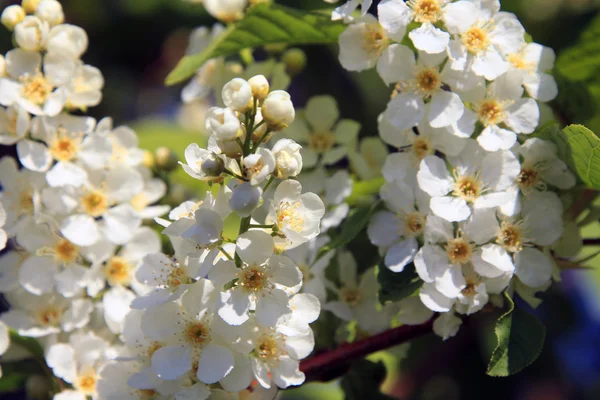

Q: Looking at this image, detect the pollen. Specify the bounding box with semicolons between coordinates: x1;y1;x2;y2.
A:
19;190;34;213
49;131;81;162
184;322;210;346
415;68;441;96
412;137;433;160
6;113;18;137
446;238;473;265
340;287;362;306
461;282;477;296
75;371;97;395
104;257;132;286
309;131;336;153
20;73;53;105
37;306;61;326
517;167;542;192
81;189;109;217
507;52;535;72
409;0;442;23
363;23;388;56
277;201;305;232
453;175;482;202
54;238;79;264
255;334;280;360
462;26;491;55
130;192;149;212
147;341;163;358
404;212;426;236
477;99;504;126
238;266;269;292
497;221;523;253
166;265;191;288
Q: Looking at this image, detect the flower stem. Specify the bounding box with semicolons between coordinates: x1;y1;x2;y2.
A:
218;246;234;261
249;223;275;229
263;175;275;192
300;320;433;382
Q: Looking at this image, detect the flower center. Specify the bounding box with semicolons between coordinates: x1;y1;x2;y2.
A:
75;372;97;395
363;23;388;56
81;190;109;217
21;74;53;105
517;167;541;191
309;131;336;153
130;193;149;212
19;190;34;213
404;212;426;236
147;341;163;358
412;137;433;160
410;0;442;23
497;222;523;253
184;322;210;347
49;133;80;162
507;52;534;71
461;282;477;296
340;287;362;306
462;26;491;54
166;265;191;289
453;175;482;202
477;99;504;126
256;334;281;360
238;266;269;292
298;263;312;282
446;238;473;265
7;113;18;137
38;306;62;326
104;257;132;286
277;201;305;232
54;238;79;264
415;67;441;96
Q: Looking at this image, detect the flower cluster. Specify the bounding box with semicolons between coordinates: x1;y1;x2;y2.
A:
333;0;575;338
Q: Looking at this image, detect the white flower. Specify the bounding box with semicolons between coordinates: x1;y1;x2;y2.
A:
338;14;388;72
471;74;540;152
378;0;451;54
63;62;104;111
45;24;89;60
515;138;576;192
272;138;303;178
244;148;276;185
46;332;111;399
330;0;372;23
209;230;302;326
203;0;247;22
504;43;558;102
140;280;238;384
0;320;8;377
324;254;393;334
347;137;388;180
381;46;464;130
261;90;295;131
1;5;25;31
284;236;334;302
222;77;253;112
35;0;64;26
285;95;358;168
268;179;325;248
180;143;228;181
1;289;93;337
0;48;73;116
129;173;170;219
164;207;225;258
396;296;434;325
432;311;462;340
445;2;525;80
205;107;242;141
0;201;6;252
248;74;270;100
229;182;262;217
417;141;520;222
368;180;429;272
0;105;30;145
14;16;49;51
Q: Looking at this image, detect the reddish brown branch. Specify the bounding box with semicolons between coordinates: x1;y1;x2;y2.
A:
300;320;433;382
583;238;600;246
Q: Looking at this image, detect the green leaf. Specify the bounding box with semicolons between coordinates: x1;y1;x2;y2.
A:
486;294;546;377
341;360;395;400
9;330;44;359
0;360;45;393
318;200;381;258
346;177;385;206
166;3;345;85
377;262;423;304
556;13;600;81
553;72;597;124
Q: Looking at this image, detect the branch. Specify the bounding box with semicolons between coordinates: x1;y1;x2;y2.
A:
583;238;600;246
568;189;598;219
300;320;433;382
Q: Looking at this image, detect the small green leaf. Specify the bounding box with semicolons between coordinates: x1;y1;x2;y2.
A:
318;200;381;258
341;359;395;400
9;330;44;359
377;262;423;304
486;294;546;377
166;4;345;85
346;177;385;206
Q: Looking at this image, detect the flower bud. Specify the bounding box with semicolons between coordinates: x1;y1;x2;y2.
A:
1;5;25;31
22;0;41;14
35;0;64;26
201;153;225;177
261;90;295;131
0;55;6;77
203;0;247;22
251;108;270;143
272;138;303;178
141;150;155;169
248;74;269;101
282;48;307;76
205;107;242;141
46;24;88;59
229;182;262;217
154;147;179;172
222;77;253;112
14;16;46;51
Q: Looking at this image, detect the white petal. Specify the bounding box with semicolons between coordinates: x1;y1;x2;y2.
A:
19;256;56;295
477;126;516;152
151;346;192;380
323;301;353;321
419;283;453;312
428;91;464;128
416;156;454;197
385;238;419;272
376;43;415;84
46;162;88;187
196;343;234;384
61;215;100;246
505;98;539;134
46;344;77;383
472;51;509;80
430;196;471;222
218;290;250;326
236;230;273;265
16;139;51;172
384;92;425;131
409;23;449;54
515;247;553;288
